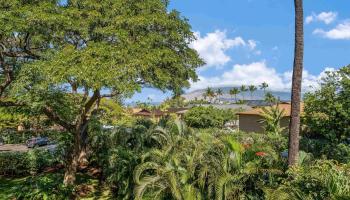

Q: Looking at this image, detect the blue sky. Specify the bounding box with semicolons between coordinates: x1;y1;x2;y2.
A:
128;1;350;103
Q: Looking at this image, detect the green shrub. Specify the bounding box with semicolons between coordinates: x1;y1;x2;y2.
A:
0;149;60;176
184;106;235;128
0;152;29;176
300;138;350;163
303;66;350;143
267;160;350;200
0;130;67;144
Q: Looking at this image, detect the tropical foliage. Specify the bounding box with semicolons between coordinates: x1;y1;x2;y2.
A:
184;106;236;128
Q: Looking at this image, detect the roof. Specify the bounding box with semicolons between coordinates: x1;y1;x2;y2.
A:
237;103;304;117
134;109;164;116
130;108;143;114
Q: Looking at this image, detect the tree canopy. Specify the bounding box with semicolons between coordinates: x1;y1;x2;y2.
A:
2;0;204;185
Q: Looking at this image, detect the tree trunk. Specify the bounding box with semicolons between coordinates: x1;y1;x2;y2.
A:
63;130;81;186
78;127;89;166
288;0;304;167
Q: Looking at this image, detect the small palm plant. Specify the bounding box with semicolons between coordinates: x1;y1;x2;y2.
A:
258;103;286;136
134;120;202;200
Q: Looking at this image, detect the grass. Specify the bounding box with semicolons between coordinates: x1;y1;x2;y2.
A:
0;171;112;200
0;176;27;199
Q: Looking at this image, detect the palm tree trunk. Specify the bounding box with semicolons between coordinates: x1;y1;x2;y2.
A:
288;0;304;167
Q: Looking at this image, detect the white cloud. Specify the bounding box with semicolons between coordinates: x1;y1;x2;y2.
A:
306;11;337;24
190;61;334;92
190;30;259;69
313;21;350;40
247;40;257;50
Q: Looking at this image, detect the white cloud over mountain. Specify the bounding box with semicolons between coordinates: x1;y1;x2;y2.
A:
190;61;334;92
190;30;259;69
306;11;337;24
313;21;350;40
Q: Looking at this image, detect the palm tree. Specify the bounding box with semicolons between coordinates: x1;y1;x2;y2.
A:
202;93;207;101
288;0;304;167
229;88;240;103
248;85;257;100
216;88;223;102
240;85;248;101
205;87;215;103
264;92;277;105
259;82;269;95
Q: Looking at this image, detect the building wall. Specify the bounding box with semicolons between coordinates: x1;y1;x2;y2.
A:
238;115;264;133
238;115;290;133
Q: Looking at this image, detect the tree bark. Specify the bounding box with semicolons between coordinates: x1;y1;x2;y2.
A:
288;0;304;166
63;130;81;186
78;127;89;166
63;90;100;186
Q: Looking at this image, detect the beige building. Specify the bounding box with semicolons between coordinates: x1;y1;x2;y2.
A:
237;103;304;133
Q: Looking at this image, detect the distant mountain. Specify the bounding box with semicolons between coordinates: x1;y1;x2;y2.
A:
182;87;292;102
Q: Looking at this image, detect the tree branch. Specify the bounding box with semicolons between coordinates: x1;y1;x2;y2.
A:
43;105;75;132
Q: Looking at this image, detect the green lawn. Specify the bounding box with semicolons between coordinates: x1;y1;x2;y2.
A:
0;172;112;200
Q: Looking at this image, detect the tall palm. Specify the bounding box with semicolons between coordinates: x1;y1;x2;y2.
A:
264;92;277;105
216;88;223;102
240;85;248;101
229;88;240;103
259;82;269;95
205;87;215;103
248;85;257;100
288;0;304;167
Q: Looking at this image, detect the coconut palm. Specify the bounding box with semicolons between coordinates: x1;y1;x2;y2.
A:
229;88;240;103
240;85;248;101
264;92;278;105
248;85;257;100
205;87;215;103
216;88;223;102
259;82;269;95
288;0;304;167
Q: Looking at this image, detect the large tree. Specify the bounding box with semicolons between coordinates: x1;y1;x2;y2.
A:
288;0;304;166
10;0;203;185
